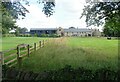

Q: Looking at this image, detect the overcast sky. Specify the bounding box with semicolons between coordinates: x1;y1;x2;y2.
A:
16;0;103;31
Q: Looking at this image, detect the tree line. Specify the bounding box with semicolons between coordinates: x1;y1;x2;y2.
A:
1;0;120;37
1;0;55;36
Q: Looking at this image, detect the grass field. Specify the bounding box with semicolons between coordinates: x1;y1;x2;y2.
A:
16;37;118;72
1;37;48;51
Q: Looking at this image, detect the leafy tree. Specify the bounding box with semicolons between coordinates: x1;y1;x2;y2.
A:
103;14;120;37
15;27;28;36
19;27;28;34
14;27;19;36
42;1;55;17
81;1;120;37
2;1;29;19
2;0;55;19
2;9;18;34
1;0;55;34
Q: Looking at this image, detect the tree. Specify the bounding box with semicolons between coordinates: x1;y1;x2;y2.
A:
2;1;29;19
2;8;18;34
15;27;20;36
81;1;120;37
15;27;28;36
1;2;22;34
19;27;28;34
1;0;55;34
2;0;55;19
42;1;55;17
103;14;120;37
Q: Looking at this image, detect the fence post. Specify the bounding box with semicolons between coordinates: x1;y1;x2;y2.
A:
34;43;36;51
45;40;47;43
17;46;20;59
18;57;22;68
0;52;4;65
43;40;44;47
17;46;21;68
27;45;30;57
39;41;42;48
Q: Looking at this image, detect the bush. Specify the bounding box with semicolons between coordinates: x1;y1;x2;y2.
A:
2;34;16;37
49;34;59;37
16;34;31;37
2;65;118;81
107;37;111;40
40;34;47;37
34;33;38;37
24;34;31;37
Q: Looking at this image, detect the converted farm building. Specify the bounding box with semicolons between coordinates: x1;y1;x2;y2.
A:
64;27;92;37
30;27;63;36
30;27;101;37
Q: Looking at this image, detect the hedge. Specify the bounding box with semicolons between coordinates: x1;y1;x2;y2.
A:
2;65;119;81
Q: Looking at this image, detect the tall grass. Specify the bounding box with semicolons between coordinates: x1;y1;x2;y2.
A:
19;37;118;72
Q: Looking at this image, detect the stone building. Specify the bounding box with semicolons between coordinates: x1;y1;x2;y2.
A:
92;29;101;37
63;27;93;37
30;27;63;36
30;27;101;37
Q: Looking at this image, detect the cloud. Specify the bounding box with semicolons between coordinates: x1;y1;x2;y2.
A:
16;4;58;30
56;0;85;12
54;0;86;27
16;0;103;31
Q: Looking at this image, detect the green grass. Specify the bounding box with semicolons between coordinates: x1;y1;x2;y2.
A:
1;37;48;51
17;37;118;73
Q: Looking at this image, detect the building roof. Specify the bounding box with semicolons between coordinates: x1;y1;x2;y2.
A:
30;28;92;32
30;28;57;30
64;28;92;32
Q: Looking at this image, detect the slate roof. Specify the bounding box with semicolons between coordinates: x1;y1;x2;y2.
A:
64;28;92;32
30;28;57;30
30;28;92;32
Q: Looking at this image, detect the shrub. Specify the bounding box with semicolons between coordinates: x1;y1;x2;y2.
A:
49;34;59;37
34;33;38;37
2;65;118;81
40;34;47;37
2;34;16;37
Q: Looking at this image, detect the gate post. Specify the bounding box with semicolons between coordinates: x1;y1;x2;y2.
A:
39;41;42;48
17;46;22;68
34;43;36;51
0;52;4;65
27;45;30;57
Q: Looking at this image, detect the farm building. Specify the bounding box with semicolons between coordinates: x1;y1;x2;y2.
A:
30;27;101;37
30;27;63;36
64;27;92;37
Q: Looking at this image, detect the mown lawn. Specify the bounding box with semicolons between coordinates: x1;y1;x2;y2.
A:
19;37;118;72
1;37;48;51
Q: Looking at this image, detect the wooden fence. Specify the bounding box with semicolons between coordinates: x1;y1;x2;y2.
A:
0;40;48;68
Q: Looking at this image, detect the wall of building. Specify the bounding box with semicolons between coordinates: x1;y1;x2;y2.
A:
30;28;101;37
30;30;57;36
64;32;93;37
56;27;64;36
92;29;101;37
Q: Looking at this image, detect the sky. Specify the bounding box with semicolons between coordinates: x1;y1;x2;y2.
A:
16;0;103;31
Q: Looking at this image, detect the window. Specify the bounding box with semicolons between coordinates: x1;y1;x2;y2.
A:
59;29;61;31
45;30;49;34
30;30;34;32
52;30;56;33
